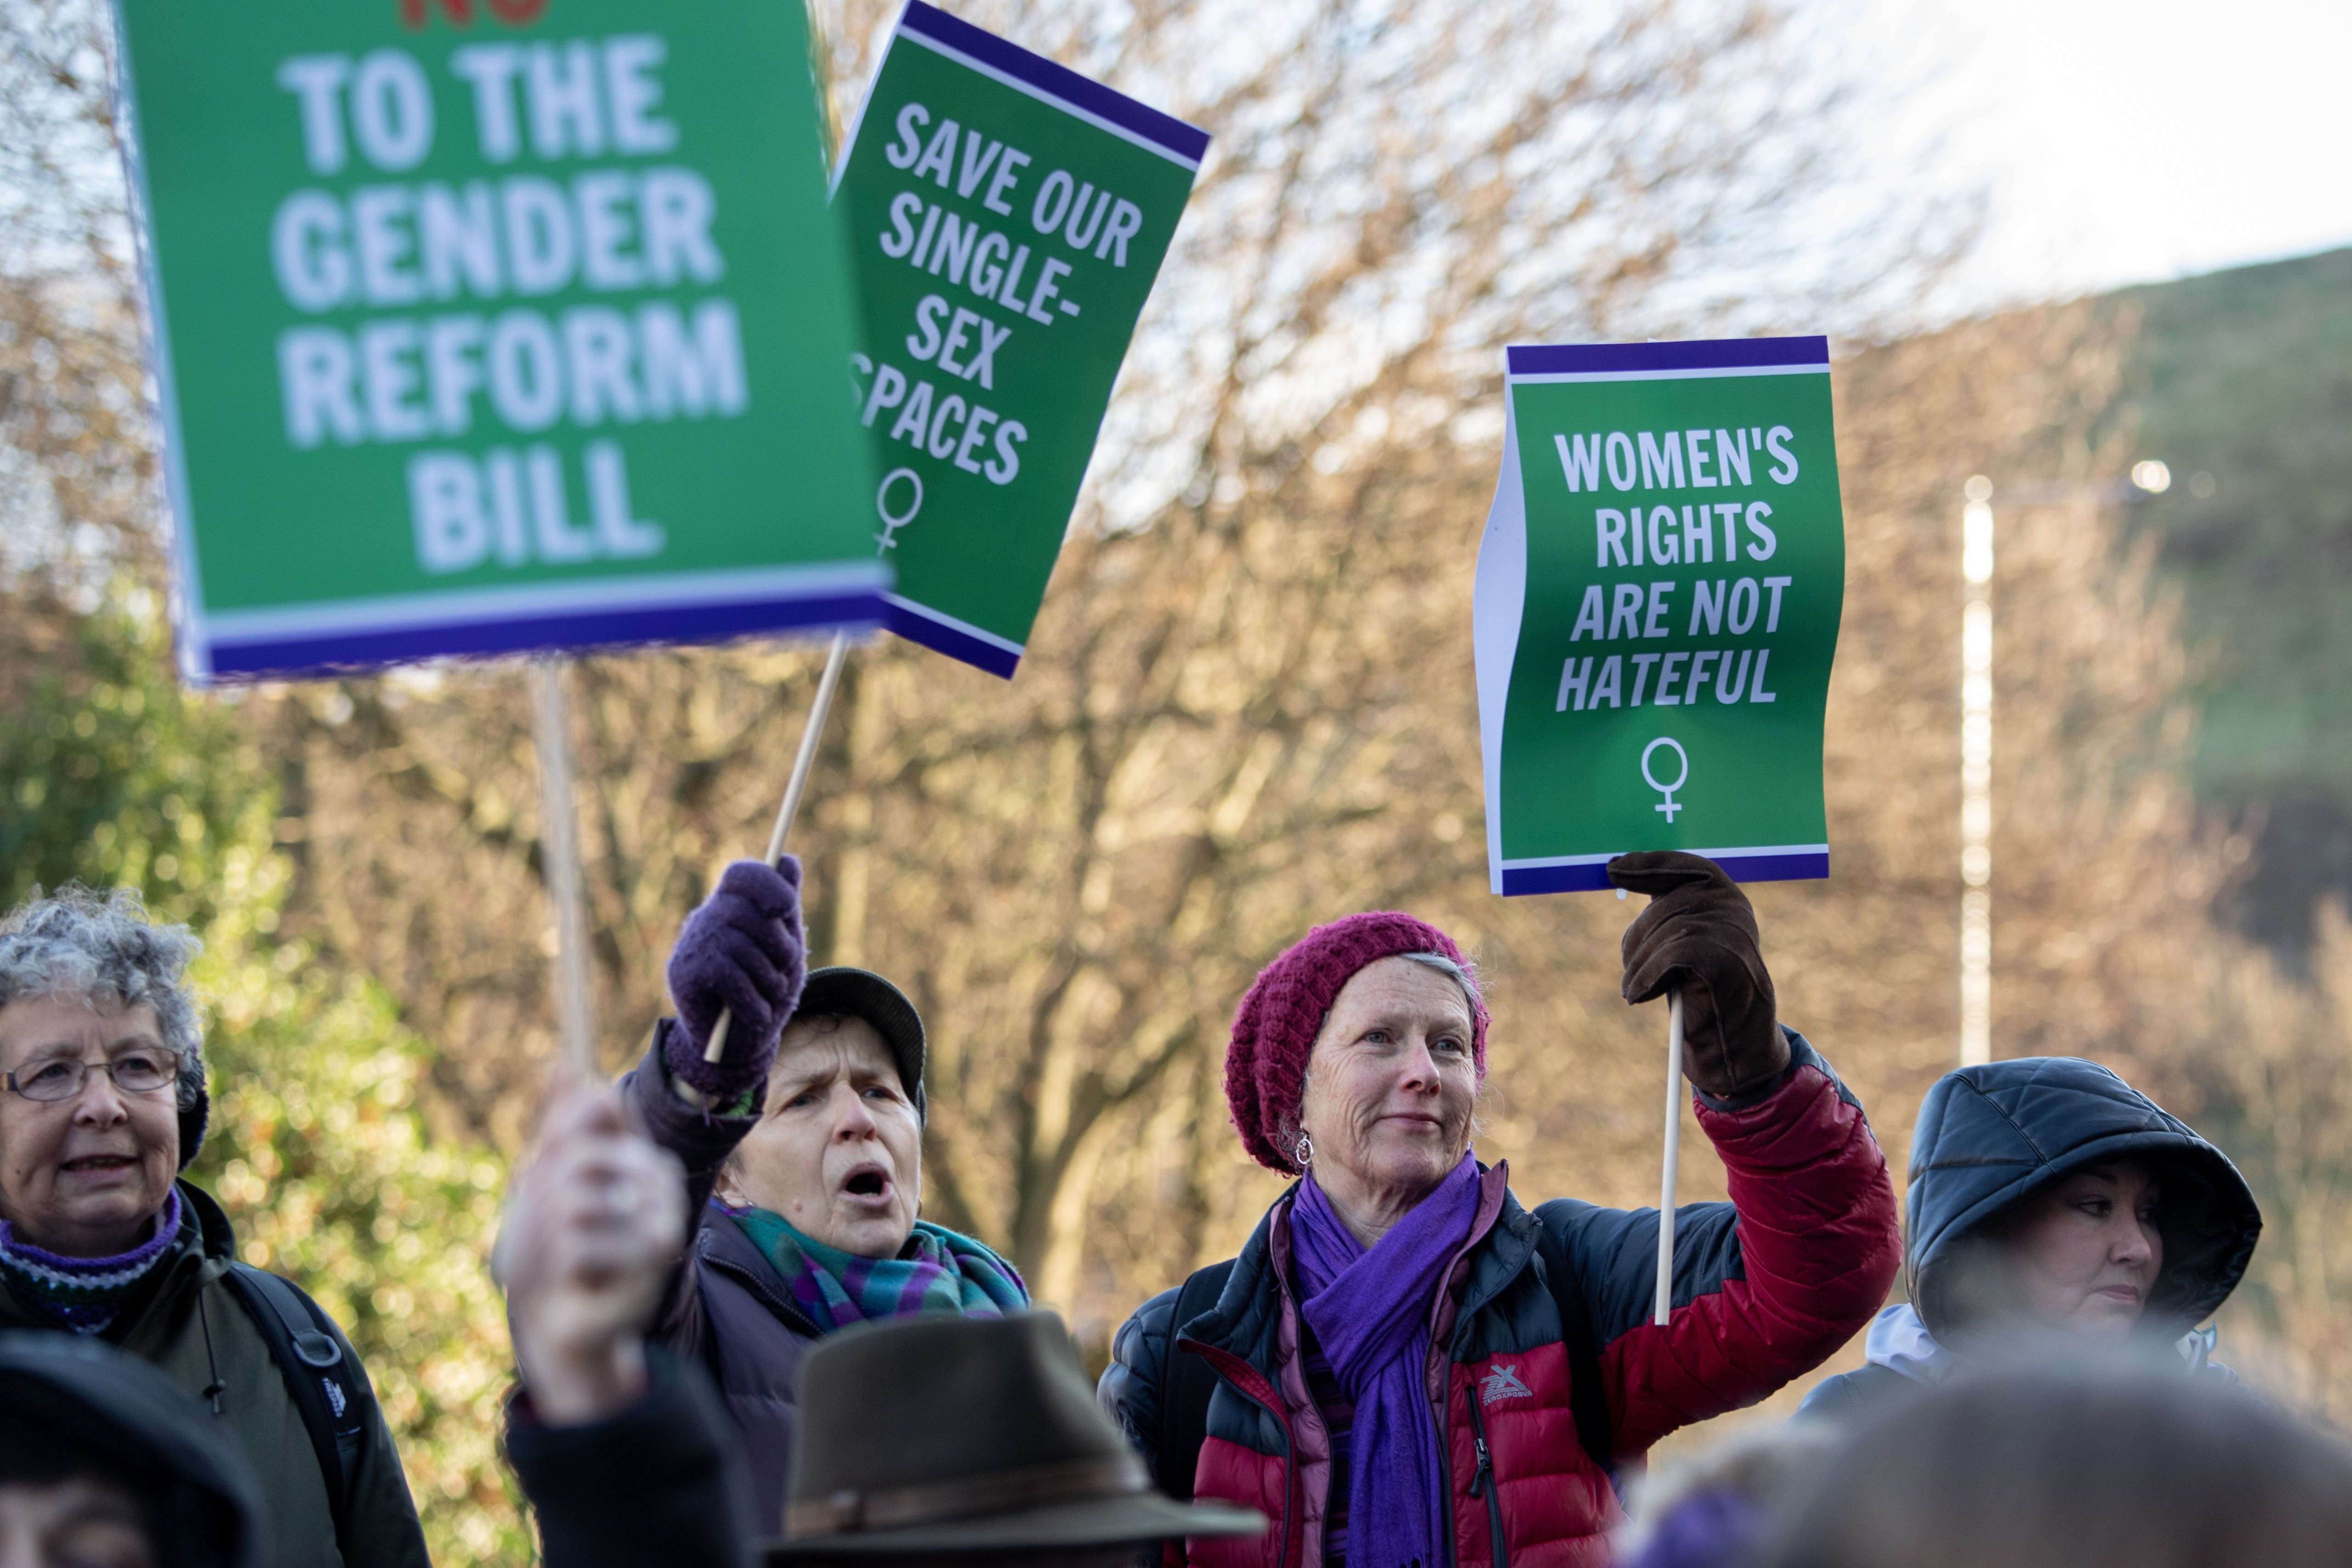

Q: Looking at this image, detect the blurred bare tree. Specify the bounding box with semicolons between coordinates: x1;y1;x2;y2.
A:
2140;905;2352;1422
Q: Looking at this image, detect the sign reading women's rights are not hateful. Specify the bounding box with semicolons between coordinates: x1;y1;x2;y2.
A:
116;0;880;681
833;3;1204;677
1474;338;1846;894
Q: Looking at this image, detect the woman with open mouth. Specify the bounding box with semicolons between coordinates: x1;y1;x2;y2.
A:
0;886;427;1568
616;856;1028;1531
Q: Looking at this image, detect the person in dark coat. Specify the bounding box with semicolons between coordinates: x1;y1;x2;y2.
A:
1099;853;1903;1568
500;1086;1261;1568
1798;1056;2261;1421
501;1084;760;1568
625;858;1029;1530
0;1330;262;1568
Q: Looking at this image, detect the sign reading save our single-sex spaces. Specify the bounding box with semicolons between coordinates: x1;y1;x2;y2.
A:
1474;338;1846;894
833;3;1204;677
114;0;880;681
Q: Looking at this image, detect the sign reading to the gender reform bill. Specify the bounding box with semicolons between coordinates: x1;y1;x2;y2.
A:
833;3;1205;677
1474;338;1846;894
114;0;880;682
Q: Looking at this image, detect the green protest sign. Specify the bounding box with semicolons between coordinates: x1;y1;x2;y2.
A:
113;0;881;681
832;2;1205;677
1474;338;1846;893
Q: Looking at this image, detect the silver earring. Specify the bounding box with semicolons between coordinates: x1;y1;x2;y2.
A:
1294;1133;1312;1169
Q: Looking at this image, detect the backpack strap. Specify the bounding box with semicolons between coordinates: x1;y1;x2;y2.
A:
1155;1258;1235;1502
222;1264;372;1549
1530;1227;1615;1477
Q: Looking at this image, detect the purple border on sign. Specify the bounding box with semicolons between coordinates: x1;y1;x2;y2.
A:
882;599;1021;679
900;2;1210;166
203;591;884;682
1500;849;1829;896
1506;337;1830;378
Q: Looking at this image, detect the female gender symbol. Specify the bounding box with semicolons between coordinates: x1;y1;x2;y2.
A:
1641;736;1689;821
874;468;923;553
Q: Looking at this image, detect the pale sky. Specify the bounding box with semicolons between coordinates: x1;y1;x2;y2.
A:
1842;0;2352;305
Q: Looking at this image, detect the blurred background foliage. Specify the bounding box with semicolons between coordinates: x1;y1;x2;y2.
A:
0;593;524;1562
2;0;2351;1557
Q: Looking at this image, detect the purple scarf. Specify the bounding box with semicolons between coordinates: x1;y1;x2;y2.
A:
1292;1153;1482;1568
0;1187;183;1335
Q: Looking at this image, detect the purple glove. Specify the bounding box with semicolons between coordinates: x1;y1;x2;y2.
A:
663;857;806;1101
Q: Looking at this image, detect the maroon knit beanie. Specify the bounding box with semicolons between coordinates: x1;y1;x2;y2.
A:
1224;911;1489;1175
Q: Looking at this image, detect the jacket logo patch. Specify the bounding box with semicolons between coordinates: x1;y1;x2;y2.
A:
1479;1363;1533;1405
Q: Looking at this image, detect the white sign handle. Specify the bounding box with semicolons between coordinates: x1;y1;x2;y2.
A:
530;657;597;1078
1653;986;1685;1326
703;630;852;1064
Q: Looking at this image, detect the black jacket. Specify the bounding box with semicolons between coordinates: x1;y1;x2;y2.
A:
1802;1057;2261;1417
623;1034;824;1535
0;1330;262;1568
507;1345;756;1568
0;1182;426;1568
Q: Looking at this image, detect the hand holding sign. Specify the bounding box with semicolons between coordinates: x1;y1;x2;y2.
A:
703;10;1202;1056
1611;851;1786;1100
666;857;807;1099
1477;336;1845;1323
1611;849;1787;1326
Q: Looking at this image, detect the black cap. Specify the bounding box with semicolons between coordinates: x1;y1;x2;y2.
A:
795;968;926;1120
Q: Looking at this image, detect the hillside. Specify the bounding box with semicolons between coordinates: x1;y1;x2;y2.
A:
2109;246;2352;953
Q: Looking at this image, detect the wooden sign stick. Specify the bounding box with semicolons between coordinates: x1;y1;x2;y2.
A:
530;657;598;1077
703;629;852;1064
1653;986;1685;1325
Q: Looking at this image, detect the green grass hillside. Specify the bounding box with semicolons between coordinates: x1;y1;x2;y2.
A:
2110;246;2352;952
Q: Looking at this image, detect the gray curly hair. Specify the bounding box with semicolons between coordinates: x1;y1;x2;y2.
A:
0;886;206;1114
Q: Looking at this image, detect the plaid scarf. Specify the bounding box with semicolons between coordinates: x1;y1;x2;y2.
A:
722;1203;1028;1331
0;1187;183;1335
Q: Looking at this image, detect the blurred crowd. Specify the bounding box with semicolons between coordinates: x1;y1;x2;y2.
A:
0;854;2347;1568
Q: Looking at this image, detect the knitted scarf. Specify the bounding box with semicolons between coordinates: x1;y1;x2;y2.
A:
0;1187;183;1335
722;1204;1028;1331
1292;1153;1481;1568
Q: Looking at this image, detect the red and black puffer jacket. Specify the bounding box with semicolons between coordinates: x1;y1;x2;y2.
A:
1100;1030;1898;1568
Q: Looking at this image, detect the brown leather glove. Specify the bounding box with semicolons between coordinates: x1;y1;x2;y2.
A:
1608;851;1788;1101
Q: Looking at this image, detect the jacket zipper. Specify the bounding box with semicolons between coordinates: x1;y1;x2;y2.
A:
1464;1392;1510;1568
1187;1341;1299;1568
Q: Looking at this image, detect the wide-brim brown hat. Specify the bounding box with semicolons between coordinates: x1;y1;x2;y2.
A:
765;1312;1263;1558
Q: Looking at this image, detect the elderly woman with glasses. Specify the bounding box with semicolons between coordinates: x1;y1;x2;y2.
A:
0;887;427;1568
